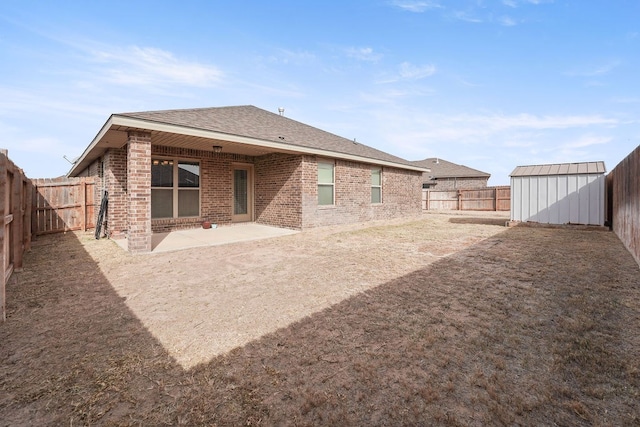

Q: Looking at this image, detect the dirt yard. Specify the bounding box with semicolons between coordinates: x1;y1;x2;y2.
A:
1;212;639;426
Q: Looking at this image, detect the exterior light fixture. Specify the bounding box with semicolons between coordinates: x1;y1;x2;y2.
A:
212;145;223;153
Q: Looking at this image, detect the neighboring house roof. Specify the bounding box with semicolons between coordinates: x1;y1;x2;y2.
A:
411;157;490;182
69;105;427;176
510;161;606;177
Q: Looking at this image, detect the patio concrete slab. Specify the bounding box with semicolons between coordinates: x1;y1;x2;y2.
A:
115;223;299;253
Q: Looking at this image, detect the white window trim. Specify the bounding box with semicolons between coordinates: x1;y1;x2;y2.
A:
372;167;382;204
151;157;201;219
317;160;335;206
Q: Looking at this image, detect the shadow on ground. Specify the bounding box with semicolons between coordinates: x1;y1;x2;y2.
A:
1;224;639;426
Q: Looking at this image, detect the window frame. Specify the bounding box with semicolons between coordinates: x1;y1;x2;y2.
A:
371;167;382;204
317;160;335;206
151;157;201;219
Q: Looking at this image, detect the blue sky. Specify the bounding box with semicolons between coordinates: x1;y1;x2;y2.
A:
1;0;638;184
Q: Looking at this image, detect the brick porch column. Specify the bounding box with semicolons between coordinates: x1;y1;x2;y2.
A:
126;131;152;253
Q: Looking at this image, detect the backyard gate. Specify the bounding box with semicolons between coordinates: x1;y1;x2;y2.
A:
32;178;97;235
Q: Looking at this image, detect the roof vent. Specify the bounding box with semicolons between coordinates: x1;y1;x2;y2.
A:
278;107;285;116
434;158;440;164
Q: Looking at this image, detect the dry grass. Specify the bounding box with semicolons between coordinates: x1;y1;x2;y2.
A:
1;212;639;426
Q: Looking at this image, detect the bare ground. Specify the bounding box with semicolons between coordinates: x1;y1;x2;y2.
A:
1;211;639;426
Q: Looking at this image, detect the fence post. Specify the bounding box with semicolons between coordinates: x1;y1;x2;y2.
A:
23;179;32;252
457;190;462;210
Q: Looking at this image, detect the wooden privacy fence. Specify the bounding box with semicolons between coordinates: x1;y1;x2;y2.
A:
607;144;640;266
32;177;97;235
423;186;510;211
0;150;33;322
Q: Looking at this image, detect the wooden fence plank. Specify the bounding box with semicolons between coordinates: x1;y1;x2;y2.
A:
0;152;6;321
609;145;640;266
423;186;510;211
12;164;23;271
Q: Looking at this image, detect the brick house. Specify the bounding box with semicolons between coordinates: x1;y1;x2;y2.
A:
411;158;490;190
69;106;427;253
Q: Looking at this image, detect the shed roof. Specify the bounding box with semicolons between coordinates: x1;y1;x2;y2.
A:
411;157;490;179
510;161;606;177
69;105;427;176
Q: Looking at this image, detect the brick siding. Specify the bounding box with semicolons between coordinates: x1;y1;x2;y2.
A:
301;157;423;228
76;144;423;251
255;153;303;229
104;147;128;238
431;177;488;190
150;146;254;233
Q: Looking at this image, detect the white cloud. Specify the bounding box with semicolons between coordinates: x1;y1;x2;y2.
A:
90;46;223;87
390;0;442;12
566;60;621;77
369;111;619;151
502;0;518;7
563;134;612;149
345;47;383;62
0;86;107;117
610;97;640;104
375;62;436;84
267;48;317;66
499;16;517;26
399;62;437;80
452;10;483;23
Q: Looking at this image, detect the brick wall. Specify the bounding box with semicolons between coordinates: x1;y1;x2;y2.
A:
79;144;423;244
255;153;303;229
149;146;254;233
301;157;423;228
432;177;488;190
126;132;152;253
104;147;128;238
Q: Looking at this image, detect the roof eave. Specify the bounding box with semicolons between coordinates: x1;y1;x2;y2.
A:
67;115;116;177
70;115;429;175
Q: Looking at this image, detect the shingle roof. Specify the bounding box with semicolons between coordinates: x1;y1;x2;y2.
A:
510;161;606;177
118;105;419;168
411;157;490;179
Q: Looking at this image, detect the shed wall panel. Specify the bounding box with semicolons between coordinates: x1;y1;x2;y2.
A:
567;176;577;224
537;176;549;223
557;176;569;224
548;177;559;223
510;172;605;226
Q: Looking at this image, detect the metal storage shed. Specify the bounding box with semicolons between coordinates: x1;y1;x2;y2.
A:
510;161;606;226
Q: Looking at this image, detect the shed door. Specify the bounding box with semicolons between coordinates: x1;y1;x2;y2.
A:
232;166;253;222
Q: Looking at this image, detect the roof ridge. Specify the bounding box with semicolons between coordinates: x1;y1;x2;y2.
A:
119;105;256;116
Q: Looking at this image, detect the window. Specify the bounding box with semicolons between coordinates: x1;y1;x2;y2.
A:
317;161;334;205
151;159;200;219
371;167;382;203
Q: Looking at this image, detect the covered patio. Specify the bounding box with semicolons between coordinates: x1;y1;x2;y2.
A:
115;223;298;254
